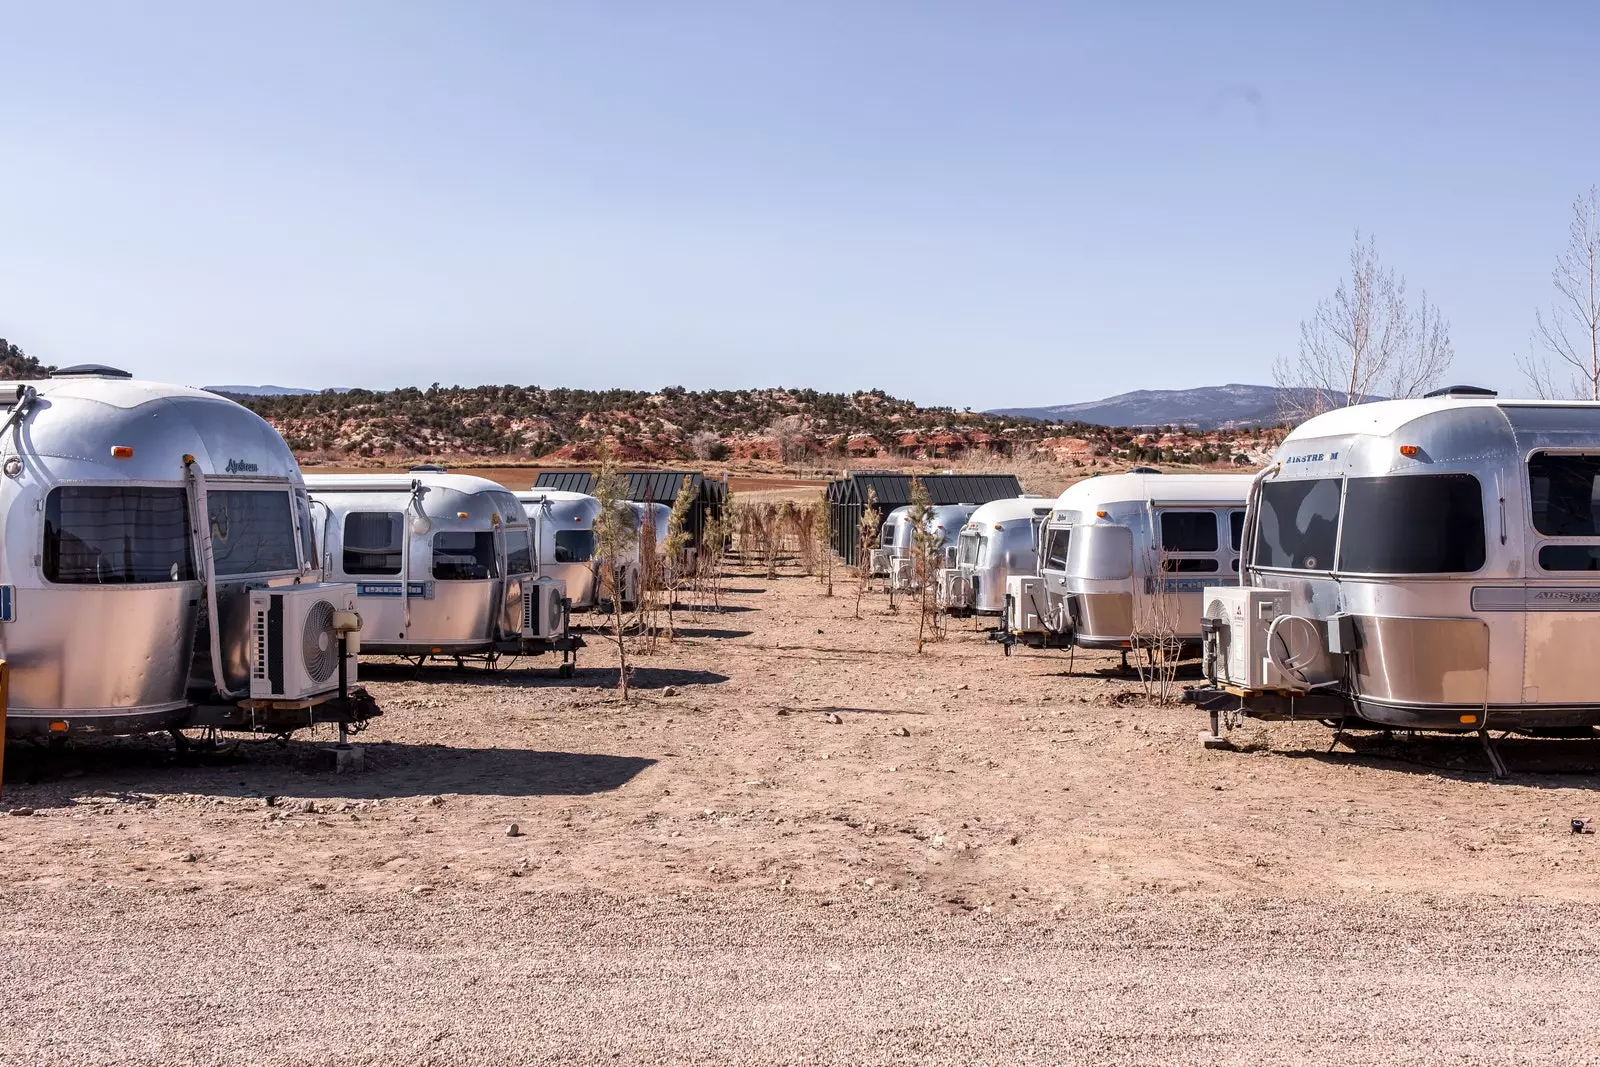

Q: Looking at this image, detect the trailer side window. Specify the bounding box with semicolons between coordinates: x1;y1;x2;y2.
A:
343;512;403;575
44;486;195;584
880;523;896;547
1040;526;1071;570
1529;452;1600;536
1255;478;1341;570
1340;474;1485;574
208;490;300;576
504;528;534;575
434;531;498;580
555;530;595;563
1159;511;1218;553
1229;511;1245;551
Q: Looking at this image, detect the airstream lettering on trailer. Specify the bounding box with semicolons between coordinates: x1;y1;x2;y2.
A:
1187;389;1600;765
939;496;1052;616
0;370;372;737
1014;473;1253;653
307;471;580;673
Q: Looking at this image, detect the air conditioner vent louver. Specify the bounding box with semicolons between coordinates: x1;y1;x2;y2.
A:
302;599;338;683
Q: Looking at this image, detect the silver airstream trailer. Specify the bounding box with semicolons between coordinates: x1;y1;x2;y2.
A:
517;489;601;610
1187;388;1600;772
877;503;979;589
939;496;1052;616
1011;472;1253;655
0;368;374;738
306;470;580;674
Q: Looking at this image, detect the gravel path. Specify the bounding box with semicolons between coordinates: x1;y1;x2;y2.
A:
5;570;1600;1064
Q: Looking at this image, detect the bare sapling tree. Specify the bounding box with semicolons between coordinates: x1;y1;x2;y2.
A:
1274;231;1454;421
813;500;836;596
1519;186;1600;399
854;488;880;619
1131;538;1183;705
906;477;941;652
636;504;661;650
662;476;695;638
591;441;637;701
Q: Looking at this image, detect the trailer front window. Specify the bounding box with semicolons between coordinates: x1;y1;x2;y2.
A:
1340;474;1484;574
208;490;300;576
44;486;194;584
505;528;534;575
1040;526;1071;571
957;532;982;567
434;531;498;580
1255;478;1340;571
554;530;595;563
343;512;403;575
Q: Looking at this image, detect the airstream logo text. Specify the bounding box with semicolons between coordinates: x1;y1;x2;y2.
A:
225;459;259;474
1284;452;1338;465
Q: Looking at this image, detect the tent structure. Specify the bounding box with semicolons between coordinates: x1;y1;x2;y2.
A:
530;469;727;545
825;472;1024;565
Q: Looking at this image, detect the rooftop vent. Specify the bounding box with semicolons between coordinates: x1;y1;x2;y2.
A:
408;464;447;474
1127;465;1162;474
1424;385;1498;399
51;364;133;379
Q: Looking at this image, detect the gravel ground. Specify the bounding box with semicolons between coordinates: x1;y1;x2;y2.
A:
4;566;1600;1065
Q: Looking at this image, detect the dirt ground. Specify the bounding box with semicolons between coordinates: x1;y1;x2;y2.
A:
5;564;1600;1065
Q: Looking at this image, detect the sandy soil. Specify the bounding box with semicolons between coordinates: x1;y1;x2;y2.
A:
5;564;1600;1065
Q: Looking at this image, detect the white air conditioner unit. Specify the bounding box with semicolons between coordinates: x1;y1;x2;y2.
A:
1202;586;1298;691
1006;575;1054;635
868;547;891;577
522;576;569;639
937;567;973;611
249;583;359;701
890;556;916;591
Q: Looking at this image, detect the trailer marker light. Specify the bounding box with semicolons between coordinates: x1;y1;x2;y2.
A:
110;446;134;459
1399;445;1419;457
1096;510;1109;518
49;720;68;733
1459;714;1478;724
457;511;469;519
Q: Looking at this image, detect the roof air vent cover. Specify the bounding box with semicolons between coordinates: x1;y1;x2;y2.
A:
1423;385;1498;399
51;364;133;379
408;464;447;474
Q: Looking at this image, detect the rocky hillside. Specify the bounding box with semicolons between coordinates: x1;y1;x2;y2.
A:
227;384;1101;464
0;339;52;380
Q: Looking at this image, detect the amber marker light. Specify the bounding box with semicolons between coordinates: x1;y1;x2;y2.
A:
1096;510;1109;518
49;720;68;733
110;446;134;459
457;511;469;519
1400;445;1419;456
1459;714;1478;724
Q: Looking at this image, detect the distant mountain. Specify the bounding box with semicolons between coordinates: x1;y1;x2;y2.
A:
992;383;1309;429
205;384;329;396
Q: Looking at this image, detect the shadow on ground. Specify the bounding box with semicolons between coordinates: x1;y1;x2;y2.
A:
1275;732;1600;786
3;738;657;798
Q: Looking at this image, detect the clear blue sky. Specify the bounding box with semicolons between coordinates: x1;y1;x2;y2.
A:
2;1;1596;410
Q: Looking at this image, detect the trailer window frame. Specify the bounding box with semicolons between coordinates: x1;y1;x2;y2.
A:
42;483;197;586
433;530;499;581
341;510;406;576
206;487;302;578
1337;473;1487;576
504;526;534;576
1039;525;1071;572
1252;477;1344;574
1528;450;1600;572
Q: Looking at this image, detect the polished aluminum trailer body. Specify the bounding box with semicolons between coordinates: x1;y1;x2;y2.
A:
0;374;322;734
517;489;601;609
308;472;570;659
1037;473;1252;649
1204;394;1600;732
948;497;1052;615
